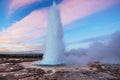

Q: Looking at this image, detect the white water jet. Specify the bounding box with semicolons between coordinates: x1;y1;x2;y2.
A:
33;1;65;66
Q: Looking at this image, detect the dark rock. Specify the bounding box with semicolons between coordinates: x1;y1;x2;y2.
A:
0;77;8;80
46;70;53;74
88;63;106;72
6;64;24;72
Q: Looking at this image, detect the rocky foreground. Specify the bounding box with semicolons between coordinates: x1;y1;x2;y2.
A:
0;58;120;80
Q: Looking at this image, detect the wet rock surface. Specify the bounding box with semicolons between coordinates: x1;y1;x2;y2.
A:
0;58;120;80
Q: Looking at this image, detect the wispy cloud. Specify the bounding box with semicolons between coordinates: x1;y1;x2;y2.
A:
0;9;47;52
59;0;120;24
7;9;48;41
0;0;120;52
8;0;43;16
68;35;110;45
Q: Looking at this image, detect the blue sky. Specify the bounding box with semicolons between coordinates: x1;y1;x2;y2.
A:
0;0;120;52
64;2;120;50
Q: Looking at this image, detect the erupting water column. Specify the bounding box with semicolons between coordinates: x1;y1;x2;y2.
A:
34;1;65;66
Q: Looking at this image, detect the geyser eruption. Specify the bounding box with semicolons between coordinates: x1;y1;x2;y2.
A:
33;1;65;66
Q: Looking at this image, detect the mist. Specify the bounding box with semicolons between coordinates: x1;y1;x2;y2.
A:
65;31;120;66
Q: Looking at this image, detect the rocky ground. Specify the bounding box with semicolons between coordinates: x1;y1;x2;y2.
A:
0;58;120;80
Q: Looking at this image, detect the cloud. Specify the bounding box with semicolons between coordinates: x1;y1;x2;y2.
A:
68;35;110;45
8;0;119;25
0;41;20;45
0;48;10;52
0;43;29;52
66;31;120;66
0;9;47;52
1;0;120;52
59;0;120;24
8;0;43;16
7;9;48;41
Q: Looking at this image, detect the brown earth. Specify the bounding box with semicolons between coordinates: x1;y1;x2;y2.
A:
0;58;120;80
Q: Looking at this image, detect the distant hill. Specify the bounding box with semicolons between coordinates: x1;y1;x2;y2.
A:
0;53;43;58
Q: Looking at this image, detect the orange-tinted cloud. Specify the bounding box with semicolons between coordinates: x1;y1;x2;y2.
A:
0;42;20;45
0;48;10;52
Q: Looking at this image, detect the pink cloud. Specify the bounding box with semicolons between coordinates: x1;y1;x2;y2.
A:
7;9;48;40
8;0;43;16
25;44;43;51
59;0;120;24
0;9;47;52
1;0;119;52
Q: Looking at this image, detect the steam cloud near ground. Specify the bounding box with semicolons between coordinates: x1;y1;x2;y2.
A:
65;31;120;66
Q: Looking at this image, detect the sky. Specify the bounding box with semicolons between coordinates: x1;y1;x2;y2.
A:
0;0;120;53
